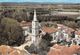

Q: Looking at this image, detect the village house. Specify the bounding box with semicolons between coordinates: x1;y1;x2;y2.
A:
74;30;80;45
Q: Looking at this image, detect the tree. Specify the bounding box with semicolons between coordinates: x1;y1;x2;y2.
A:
42;33;53;42
0;18;25;46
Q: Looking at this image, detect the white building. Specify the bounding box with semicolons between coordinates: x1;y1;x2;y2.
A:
75;30;80;45
32;10;39;43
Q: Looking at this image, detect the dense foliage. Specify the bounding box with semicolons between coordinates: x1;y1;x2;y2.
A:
0;18;25;46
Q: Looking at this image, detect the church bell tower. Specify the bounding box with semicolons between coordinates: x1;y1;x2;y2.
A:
32;10;39;42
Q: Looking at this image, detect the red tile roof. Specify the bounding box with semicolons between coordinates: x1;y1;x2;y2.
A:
42;26;57;34
48;44;80;55
42;24;75;35
0;45;26;55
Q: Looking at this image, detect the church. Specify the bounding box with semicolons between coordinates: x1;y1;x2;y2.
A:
20;10;41;44
31;10;40;43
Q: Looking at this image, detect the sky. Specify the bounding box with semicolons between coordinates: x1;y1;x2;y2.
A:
0;0;80;3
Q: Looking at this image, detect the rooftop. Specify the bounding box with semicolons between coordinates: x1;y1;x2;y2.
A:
0;45;28;55
20;21;31;27
48;44;80;55
42;26;57;33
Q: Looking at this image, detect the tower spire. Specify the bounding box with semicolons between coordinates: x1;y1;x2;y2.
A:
33;10;37;21
32;9;39;43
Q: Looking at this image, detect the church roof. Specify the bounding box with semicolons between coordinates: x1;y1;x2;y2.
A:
41;24;75;34
42;26;57;34
20;21;31;27
33;10;37;21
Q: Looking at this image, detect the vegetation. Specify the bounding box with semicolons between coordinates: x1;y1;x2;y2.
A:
0;18;25;46
0;8;79;30
0;7;78;22
0;5;79;47
25;33;52;55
